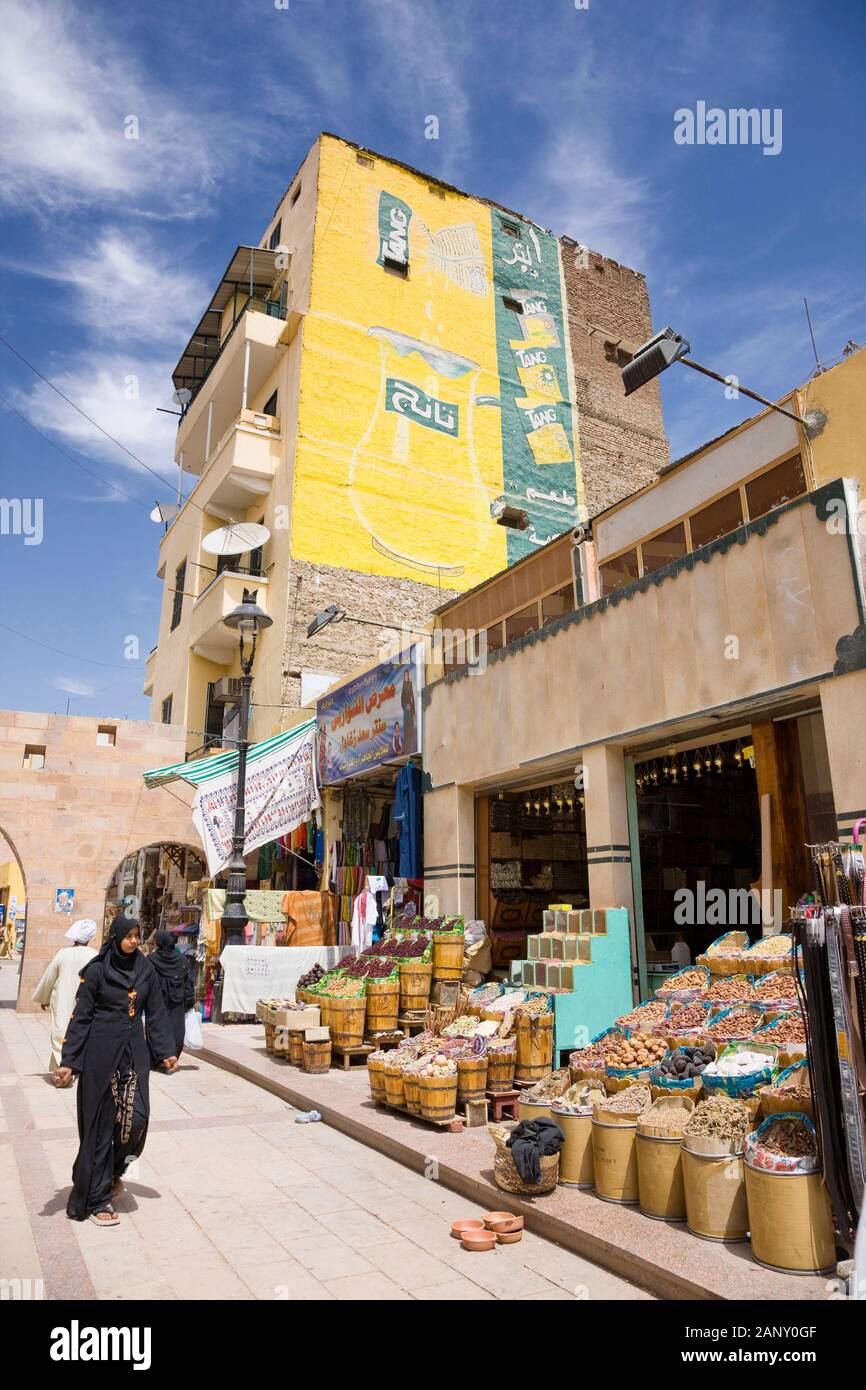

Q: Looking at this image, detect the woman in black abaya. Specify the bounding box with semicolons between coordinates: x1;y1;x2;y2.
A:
149;929;195;1063
54;914;177;1226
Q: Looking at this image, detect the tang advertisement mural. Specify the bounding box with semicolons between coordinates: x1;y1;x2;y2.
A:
316;645;422;785
292;135;584;590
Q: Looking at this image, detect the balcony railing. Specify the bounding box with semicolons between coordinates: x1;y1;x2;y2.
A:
182;296;287;417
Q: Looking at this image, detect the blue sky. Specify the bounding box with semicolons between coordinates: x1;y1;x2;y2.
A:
1;0;864;719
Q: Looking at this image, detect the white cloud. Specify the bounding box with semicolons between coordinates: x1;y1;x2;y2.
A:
532;130;653;268
54;676;96;697
0;0;227;218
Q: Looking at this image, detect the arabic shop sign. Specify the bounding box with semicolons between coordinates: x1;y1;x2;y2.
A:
386;378;459;437
316;646;422;784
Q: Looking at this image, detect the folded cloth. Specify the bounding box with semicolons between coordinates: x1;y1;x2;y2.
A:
506;1118;565;1185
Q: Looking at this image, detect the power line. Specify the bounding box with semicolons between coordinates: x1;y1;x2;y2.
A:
0;620;135;669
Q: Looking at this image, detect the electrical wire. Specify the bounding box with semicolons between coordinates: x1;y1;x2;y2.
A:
0;620;135;669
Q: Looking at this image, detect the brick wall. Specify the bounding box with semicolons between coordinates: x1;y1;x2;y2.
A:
560;241;670;518
279;559;459;709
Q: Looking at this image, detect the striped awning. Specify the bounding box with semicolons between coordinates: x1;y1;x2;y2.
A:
143;718;316;789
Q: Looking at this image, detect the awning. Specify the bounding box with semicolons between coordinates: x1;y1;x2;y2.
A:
143;718;316;789
171;245;280;393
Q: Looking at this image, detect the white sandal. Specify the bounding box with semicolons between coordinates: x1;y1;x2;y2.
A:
89;1206;120;1227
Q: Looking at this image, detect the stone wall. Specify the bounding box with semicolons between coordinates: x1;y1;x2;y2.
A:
0;711;198;1009
560;241;671;519
279;559;459;709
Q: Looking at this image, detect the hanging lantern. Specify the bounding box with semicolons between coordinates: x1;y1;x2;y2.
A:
651;764;659;785
704;747;713;772
713;745;724;772
680;757;689;780
692;751;703;777
733;741;743;767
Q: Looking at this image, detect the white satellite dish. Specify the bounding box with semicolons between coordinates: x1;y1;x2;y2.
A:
150;502;181;524
201;521;271;557
172;388;192;407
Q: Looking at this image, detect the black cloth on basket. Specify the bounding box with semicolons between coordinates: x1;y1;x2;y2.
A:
60;920;177;1220
149;930;195;1060
506;1117;565;1185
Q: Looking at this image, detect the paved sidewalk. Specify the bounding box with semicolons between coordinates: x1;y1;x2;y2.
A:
0;963;650;1301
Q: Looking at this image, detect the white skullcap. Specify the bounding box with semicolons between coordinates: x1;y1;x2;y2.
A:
65;918;97;944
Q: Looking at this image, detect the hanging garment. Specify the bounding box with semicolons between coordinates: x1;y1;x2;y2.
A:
393;764;423;879
350;888;378;951
31;943;99;1070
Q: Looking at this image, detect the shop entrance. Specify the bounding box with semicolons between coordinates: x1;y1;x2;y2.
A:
104;842;206;942
0;830;26;962
477;781;589;971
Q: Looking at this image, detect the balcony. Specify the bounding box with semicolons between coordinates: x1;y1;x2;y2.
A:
143;646;157;697
187;569;271;665
193;409;281;517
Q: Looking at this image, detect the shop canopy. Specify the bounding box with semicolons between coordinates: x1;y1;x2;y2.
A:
142;719;316;789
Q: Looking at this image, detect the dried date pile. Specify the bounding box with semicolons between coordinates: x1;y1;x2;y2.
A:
616;1001;668;1030
297;963;326;989
706;1012;757;1041
664;1003;710;1031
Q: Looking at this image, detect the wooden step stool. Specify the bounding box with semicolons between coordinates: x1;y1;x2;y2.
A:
487;1089;519;1122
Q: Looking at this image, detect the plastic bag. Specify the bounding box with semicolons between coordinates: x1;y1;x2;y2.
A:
184;1008;203;1050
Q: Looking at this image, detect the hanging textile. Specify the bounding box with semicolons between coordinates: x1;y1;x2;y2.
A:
393;763;423;878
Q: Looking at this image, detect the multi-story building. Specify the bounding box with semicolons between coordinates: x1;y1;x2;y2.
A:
145;133;669;752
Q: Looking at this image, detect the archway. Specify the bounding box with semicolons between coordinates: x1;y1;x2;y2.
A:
0;827;27;966
103;841;206;944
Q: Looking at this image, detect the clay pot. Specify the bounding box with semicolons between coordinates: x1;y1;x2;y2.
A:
487;1216;524;1235
495;1230;523;1244
482;1210;515;1230
461;1230;496;1252
451;1219;484;1240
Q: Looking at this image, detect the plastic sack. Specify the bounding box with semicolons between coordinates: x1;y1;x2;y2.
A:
744;1111;819;1172
184;1008;203;1051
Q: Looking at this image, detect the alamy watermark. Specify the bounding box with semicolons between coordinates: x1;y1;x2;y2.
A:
674;102;782;156
674;881;782;929
1;1277;44;1300
0;497;43;545
379;624;489;676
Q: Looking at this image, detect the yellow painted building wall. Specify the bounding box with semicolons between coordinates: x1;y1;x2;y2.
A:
795;346;866;489
292;135;584;591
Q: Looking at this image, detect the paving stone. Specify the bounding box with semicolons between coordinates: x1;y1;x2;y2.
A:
325;1272;414;1300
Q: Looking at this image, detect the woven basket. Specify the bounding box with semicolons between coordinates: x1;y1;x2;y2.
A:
489;1123;559;1195
367;1054;387;1103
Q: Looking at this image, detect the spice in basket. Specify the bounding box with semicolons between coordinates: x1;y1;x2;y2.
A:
756;1115;815;1158
595;1084;650;1115
683;1096;751;1143
513;995;550;1020
616;1001;667;1030
658;1044;714;1079
525;1069;570;1100
606;1036;666;1069
554;1080;606;1111
706;976;756;1005
322;976;366;997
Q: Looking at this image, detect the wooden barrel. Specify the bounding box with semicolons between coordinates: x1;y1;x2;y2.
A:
681;1146;748;1241
295;989;312;1006
487;1050;516;1093
456;1055;488;1103
273;1027;290;1057
555;1110;594;1188
636;1132;686;1221
418;1072;458;1122
365;977;399;1034
367;1054;386;1103
591;1118;639;1204
431;932;464;981
745;1162;835;1273
383;1058;405;1109
403;1070;421;1114
317;996;331;1029
327;996;365;1049
399;960;433;1012
289;1032;304;1066
515;1013;553;1084
302;1040;331;1074
263;1022;276;1054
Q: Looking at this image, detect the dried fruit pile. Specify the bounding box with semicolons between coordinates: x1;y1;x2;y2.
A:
441;1015;480;1037
664;1003;709;1031
762;1016;807;1043
683;1096;751;1143
748;934;793;959
514;995;550;1020
658;969;707;994
658;1045;715;1079
706;977;756;1004
569;1042;612;1071
596;1084;650;1115
297;963;326;989
606;1036;667;1069
322;977;366;997
525;1069;570;1100
341;957;398;979
420;1053;457;1078
616;1001;668;1030
706;1012;758;1041
388;936;430;959
754;973;799;1002
757;1116;815;1157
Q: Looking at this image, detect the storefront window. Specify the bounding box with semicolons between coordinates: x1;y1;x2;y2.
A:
641;522;688;574
745;454;807;521
690;490;744;549
541;583;575;623
598;548;639;595
486;621;504;655
505;603;539;643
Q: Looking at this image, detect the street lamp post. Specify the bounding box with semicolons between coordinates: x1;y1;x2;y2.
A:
219;589;273;952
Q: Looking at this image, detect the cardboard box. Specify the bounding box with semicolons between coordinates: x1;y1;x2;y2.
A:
274;1006;320;1030
304;1026;330;1042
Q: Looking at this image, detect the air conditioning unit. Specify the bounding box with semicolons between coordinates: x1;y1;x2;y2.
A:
211;676;244;706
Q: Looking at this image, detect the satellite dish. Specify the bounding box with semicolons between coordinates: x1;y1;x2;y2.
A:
172;388;192;407
150;502;181;524
201;521;270;557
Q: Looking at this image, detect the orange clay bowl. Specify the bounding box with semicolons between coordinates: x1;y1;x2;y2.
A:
451;1219;484;1240
486;1214;524;1234
461;1230;496;1252
482;1210;517;1230
495;1229;523;1245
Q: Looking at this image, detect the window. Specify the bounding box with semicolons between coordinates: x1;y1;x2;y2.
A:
541;583;575;624
290;183;302;206
356;153;374;168
501;221;520;237
505;603;539;643
161;696;173;725
502;296;524;314
382;255;409;277
23;744;46;770
598;548;640;595
486;622;504;656
262;389;278;418
268;220;282;250
204;683;224;749
96;726;116;747
745;454;807;521
170;560;186;631
641;521;688;574
690;490;744;549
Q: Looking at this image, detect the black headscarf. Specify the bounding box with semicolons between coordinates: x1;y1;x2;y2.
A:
151;929;182;980
90;912;146;989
